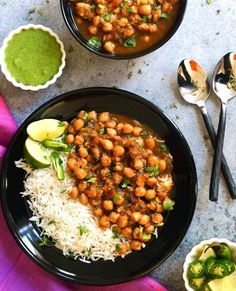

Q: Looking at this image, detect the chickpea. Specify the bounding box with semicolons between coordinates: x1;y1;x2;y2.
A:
122;123;133;134
105;120;116;128
74;135;84;145
123;167;136;178
146;177;158;187
93;207;103;217
122;226;132;238
113;173;123;185
78;147;88;158
113;193;125;205
156;204;163;213
79;193;89;205
139;4;151;15
109;212;120;223
123;27;134;38
96;4;106;15
139;214;150;225
147;155;159;166
86;185;97;198
78;181;87;192
103;200;113;211
69;186;79;199
93;15;101;26
106;128;117;137
132;127;142;137
101;139;113;151
152;213;163;225
131;211;142;222
113;225;122;234
115;162;124;172
98;112;109;122
118;215;129;228
135;175;146;187
145;224;155;234
149;24;157;33
67;125;75;134
145;137;155;150
157;191;168;200
75;168;87;179
73;119;85;131
101;154;112;167
113;145;125;157
78;158;87;168
67;158;77;171
75;16;83;25
135;186;146;197
88;25;98;35
88;110;97;120
116;244;128;254
118;17;128;27
66;134;74;144
145;189;156;200
133;159;144;170
130;240;142;251
77;111;86;119
116;122;124;132
159;159;166;172
91;147;101;160
99;216;110;229
103;41;115;53
162;2;170;12
147;201;157;211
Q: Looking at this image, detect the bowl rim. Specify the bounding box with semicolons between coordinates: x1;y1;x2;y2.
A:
0;87;197;284
183;238;236;291
60;0;188;60
0;24;66;91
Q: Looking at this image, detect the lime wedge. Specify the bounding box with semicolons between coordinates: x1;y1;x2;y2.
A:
24;137;51;168
27;119;66;142
208;269;236;291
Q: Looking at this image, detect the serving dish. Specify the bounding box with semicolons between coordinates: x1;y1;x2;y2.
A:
183;238;236;291
0;24;66;91
0;87;197;284
60;0;187;59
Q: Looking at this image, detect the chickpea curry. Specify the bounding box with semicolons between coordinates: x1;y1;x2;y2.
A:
66;110;175;254
71;0;180;54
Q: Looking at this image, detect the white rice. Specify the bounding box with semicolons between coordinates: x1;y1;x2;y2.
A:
15;159;129;262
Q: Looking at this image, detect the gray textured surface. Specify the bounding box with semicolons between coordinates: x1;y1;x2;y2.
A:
0;0;236;290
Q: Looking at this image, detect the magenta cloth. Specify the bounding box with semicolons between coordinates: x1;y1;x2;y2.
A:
0;94;168;291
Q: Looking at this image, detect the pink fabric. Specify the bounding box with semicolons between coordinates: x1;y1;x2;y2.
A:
0;94;168;291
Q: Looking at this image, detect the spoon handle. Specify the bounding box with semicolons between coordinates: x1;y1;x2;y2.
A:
200;106;236;199
209;101;228;201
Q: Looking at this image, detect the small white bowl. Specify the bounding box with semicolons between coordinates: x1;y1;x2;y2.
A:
0;24;66;91
183;238;236;291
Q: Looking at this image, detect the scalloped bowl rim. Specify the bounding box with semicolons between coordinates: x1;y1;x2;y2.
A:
183;238;236;291
0;24;66;91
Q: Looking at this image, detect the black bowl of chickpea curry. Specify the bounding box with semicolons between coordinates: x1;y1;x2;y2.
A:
1;87;197;284
61;0;187;58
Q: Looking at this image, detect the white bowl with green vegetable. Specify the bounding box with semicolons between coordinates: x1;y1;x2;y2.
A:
0;24;66;91
183;238;236;291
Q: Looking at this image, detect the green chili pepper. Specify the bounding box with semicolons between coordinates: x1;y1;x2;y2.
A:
219;259;235;275
50;151;64;180
212;243;232;260
42;139;71;151
187;260;206;278
207;260;229;279
205;257;216;276
188;276;206;290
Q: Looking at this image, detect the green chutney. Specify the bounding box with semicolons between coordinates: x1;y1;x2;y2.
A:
4;28;62;86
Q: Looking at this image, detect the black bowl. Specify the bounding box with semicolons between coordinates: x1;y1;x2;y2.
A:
0;87;197;285
60;0;187;60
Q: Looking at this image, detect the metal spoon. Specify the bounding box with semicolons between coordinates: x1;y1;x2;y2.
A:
210;52;236;201
177;58;236;200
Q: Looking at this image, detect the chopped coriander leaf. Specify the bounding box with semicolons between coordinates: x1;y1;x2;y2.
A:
127;133;133;138
206;0;212;4
163;198;175;210
78;225;88;235
144;165;159;177
156;4;161;9
87;249;93;256
141;129;149;137
124;38;136;48
103;14;111;22
66;251;75;258
58;121;65;127
38;235;52;247
137;204;143;210
113;230;120;238
141;15;148;23
88;37;102;48
83;112;88;120
48;220;56;225
121;178;131;188
87;177;97;183
160;12;169;19
113;193;121;203
126;7;132;12
90;4;96;9
160;143;169;152
115;244;121;251
100;127;106;135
